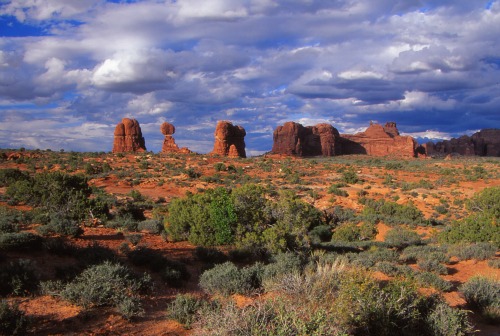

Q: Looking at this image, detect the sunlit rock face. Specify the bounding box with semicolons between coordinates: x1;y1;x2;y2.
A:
211;121;246;158
112;118;146;153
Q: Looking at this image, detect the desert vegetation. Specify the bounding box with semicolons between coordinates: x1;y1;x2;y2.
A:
0;149;498;335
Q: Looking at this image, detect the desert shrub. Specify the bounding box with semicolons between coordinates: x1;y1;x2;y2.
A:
125;234;142;246
341;169;359;184
36;213;83;237
331;223;360;242
166;188;236;246
0;259;38;296
262;252;305;281
488;259;500;269
415;272;453;292
197;298;342;335
440;187;500;247
168;294;205;329
213;162;226;172
375;262;414;277
194;246;227;264
359;221;378;240
57;261;151;319
400;245;449;263
199;261;264;296
425;302;474;336
328;186;349;197
361;198;425;226
308;225;332;243
460;276;499;322
0;300;28;335
0;169;30;187
348;248;400;268
137;219;163;234
418;259;448;275
325;205;357;226
384;227;422;249
448;242;497;261
0;232;42;251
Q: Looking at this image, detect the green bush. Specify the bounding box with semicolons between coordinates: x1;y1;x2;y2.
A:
199;262;264;296
384;227;422;249
332;223;360;242
460;276;499;322
448;242;497;261
415;272;453;292
0;259;38;296
308;225;332;243
56;262;151;319
0;168;29;187
400;245;448;263
167;294;205;329
36;214;83;237
137;219;164;234
341;169;359;184
440;187;500;247
418;259;448;275
425;302;474;336
0;300;28;335
328;185;349;197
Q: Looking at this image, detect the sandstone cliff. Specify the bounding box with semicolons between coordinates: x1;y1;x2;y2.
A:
160;122;192;154
424;129;500;157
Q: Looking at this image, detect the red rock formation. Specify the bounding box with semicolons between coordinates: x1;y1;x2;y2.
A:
424;129;500;157
341;122;417;158
160;122;192;154
112;118;146;153
211;121;246;158
271;122;341;156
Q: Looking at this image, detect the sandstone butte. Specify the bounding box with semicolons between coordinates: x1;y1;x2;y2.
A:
341;122;417;158
112;118;146;153
271;122;341;156
423;129;500;157
160;122;192;154
272;121;417;158
210;121;247;158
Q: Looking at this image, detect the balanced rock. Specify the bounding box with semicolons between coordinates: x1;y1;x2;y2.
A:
112;118;146;153
211;121;246;158
271;122;341;156
341;122;417;158
160;122;191;154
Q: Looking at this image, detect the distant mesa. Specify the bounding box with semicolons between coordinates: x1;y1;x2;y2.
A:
340;122;417;158
424;129;500;157
272;121;416;158
112;118;146;153
160;122;192;154
271;122;341;156
211;121;246;158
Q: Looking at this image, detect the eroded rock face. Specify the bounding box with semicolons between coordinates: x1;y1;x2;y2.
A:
341;122;417;158
112;118;146;153
271;122;341;156
211;121;246;158
425;129;500;157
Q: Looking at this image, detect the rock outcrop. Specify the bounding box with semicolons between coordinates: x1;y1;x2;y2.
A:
271;122;341;156
160;122;192;154
211;121;246;158
424;129;500;157
341;122;417;158
112;118;146;153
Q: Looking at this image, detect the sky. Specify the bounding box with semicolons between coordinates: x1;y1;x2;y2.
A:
0;0;499;155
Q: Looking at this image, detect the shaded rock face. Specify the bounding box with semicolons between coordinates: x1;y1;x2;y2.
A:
160;122;192;154
425;129;500;157
271;122;341;156
112;118;146;153
341;122;417;158
211;121;246;158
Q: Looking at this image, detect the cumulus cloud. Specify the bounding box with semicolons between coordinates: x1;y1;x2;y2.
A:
0;0;499;153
